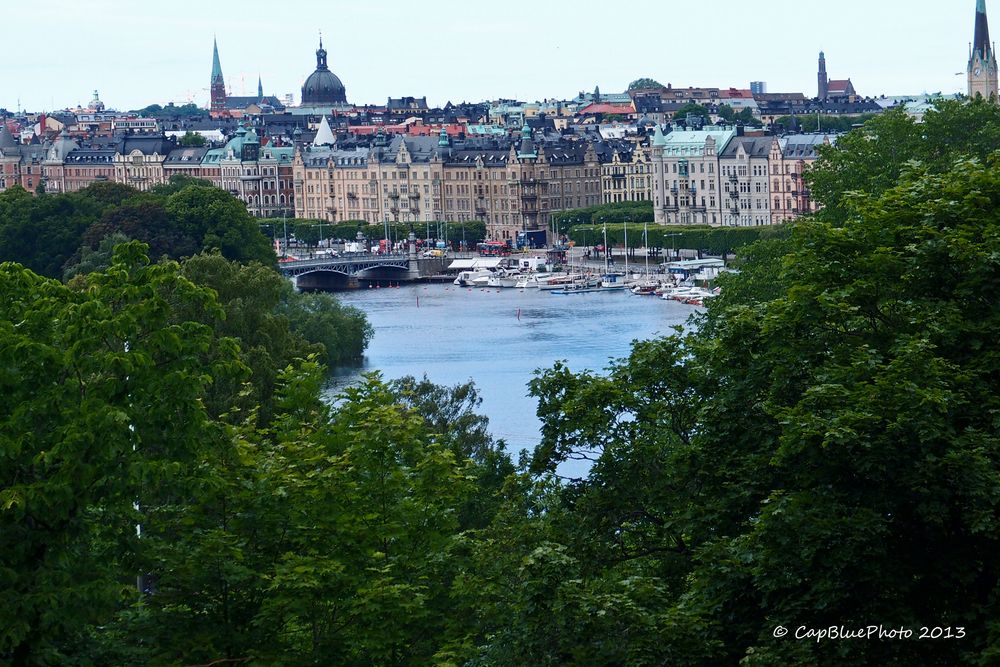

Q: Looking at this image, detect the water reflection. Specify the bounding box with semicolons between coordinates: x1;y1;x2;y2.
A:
325;284;693;473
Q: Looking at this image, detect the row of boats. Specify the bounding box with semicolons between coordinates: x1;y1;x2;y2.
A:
453;267;719;305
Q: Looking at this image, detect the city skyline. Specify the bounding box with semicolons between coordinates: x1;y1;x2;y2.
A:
3;0;985;112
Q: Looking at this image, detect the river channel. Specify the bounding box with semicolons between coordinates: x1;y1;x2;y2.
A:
326;282;695;472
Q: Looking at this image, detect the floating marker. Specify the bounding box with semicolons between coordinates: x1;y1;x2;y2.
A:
517;308;521;321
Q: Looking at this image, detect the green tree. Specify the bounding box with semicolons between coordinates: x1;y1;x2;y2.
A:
807;98;1000;224
516;156;1000;665
0;243;243;663
293;221;321;248
673;103;710;123
149;174;215;196
63;230;131;281
628;78;665;91
164;185;275;264
0;186;106;278
178;131;206;147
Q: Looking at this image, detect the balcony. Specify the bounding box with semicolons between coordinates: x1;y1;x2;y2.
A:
728;174;737;182
729;191;738;199
409;191;420;200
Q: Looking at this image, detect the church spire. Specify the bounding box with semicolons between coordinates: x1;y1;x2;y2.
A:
974;0;992;58
257;75;263;98
211;37;224;84
210;37;227;116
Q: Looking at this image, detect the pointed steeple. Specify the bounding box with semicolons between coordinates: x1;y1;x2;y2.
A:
313;116;335;146
210;37;227;115
211;37;224;84
652;123;666;147
974;0;992;58
257;75;263;99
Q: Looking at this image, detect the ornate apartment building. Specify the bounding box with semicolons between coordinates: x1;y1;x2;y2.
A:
768;134;828;224
599;143;653;204
650;125;736;225
292;125;601;241
718;137;773;227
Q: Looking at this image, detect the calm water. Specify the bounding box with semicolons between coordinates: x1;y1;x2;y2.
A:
326;282;695;470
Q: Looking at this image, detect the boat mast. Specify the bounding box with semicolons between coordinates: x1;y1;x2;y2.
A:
624;223;629;276
644;222;650;277
603;222;609;275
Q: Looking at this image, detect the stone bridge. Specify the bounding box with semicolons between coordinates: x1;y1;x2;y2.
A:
278;250;447;290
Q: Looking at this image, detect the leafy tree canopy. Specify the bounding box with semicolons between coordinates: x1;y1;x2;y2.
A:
628;78;665;91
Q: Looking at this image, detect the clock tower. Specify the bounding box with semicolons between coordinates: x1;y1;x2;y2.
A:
968;0;999;99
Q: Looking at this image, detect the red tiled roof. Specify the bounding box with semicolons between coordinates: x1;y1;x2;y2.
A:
578;103;635;115
719;88;753;99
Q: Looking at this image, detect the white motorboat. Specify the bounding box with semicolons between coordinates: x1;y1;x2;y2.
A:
453;269;494;287
514;273;553;289
486;269;524;288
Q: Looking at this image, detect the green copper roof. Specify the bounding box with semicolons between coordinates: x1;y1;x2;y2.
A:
212;38;223;84
652;124;666;147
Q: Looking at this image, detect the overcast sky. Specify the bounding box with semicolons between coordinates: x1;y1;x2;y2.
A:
2;0;984;112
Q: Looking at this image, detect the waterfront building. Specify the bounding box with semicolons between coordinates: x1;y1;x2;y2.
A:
968;0;999;99
651;125;736;225
40;132;80;194
112;136;172;192
598;142;653;204
292;125;601;242
0;125;47;192
57;142;116;192
163;146;211;181
768;134;830;224
213;126;295;217
718;136;773;227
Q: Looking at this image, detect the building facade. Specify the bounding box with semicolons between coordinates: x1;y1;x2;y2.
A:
719;137;772;226
768;134;829;224
651;126;736;225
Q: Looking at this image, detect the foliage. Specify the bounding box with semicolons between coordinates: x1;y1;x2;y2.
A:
628;78;665;91
177;131;206;147
164;185;275;264
773;112;879;134
0;243;242;663
717;104;761;126
63;231;131;281
673;103;711;121
388;376;516;530
512;155;1000;665
148;174;215;196
552;201;653;234
807;98;1000;224
1;180;275;278
0;185;106;278
280;290;373;367
133;103;204;119
568;222;789;257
